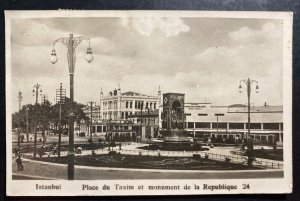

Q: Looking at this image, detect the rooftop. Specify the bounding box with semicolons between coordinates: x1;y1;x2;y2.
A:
185;105;283;123
121;91;157;98
122;91;145;96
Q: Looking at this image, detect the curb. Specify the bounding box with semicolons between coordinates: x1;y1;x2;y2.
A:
12;173;61;180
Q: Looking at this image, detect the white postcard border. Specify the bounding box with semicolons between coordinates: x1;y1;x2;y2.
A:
5;10;293;196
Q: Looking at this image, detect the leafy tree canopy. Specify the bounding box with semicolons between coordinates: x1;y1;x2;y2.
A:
12;97;88;131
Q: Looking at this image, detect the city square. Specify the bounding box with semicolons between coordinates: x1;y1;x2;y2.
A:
11;88;284;179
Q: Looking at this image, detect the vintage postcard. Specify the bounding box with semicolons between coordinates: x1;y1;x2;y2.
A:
5;10;293;196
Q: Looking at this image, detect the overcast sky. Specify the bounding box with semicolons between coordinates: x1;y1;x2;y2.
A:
9;16;283;111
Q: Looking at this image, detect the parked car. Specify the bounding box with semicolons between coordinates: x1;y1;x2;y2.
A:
200;144;210;151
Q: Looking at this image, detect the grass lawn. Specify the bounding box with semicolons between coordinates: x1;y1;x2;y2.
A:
252;149;283;161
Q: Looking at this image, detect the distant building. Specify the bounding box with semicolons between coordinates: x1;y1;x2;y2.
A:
83;104;101;123
183;103;283;144
99;85;161;121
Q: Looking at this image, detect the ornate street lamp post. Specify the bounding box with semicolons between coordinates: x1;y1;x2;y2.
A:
26;107;29;142
32;83;42;104
50;33;93;180
140;102;144;141
239;78;259;167
41;94;48;143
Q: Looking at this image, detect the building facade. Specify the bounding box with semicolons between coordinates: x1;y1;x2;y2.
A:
183;103;283;144
99;86;161;122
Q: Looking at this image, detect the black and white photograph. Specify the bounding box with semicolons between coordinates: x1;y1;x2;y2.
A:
5;11;292;196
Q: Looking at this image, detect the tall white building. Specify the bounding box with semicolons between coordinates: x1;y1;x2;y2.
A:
99;86;161;122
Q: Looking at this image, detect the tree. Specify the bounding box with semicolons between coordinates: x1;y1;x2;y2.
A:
40;100;52;142
12;97;87;138
12;104;39;133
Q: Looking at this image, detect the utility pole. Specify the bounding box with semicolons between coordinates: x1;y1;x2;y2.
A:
41;94;48;143
56;83;66;157
17;91;23;148
87;101;99;141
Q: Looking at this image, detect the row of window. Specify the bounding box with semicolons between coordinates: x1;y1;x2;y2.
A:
187;122;283;130
90;125;132;133
103;101;158;110
107;125;130;131
103;112;118;120
125;101;157;110
136;118;157;124
90;125;107;133
194;133;282;142
103;101;117;110
122;111;133;119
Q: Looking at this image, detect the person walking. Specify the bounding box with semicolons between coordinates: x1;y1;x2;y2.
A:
16;155;23;171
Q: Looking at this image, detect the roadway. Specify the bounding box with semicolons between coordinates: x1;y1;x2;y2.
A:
12;157;283;180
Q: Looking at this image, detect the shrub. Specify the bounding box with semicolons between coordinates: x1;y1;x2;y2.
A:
108;151;117;156
225;157;231;163
193;154;201;159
